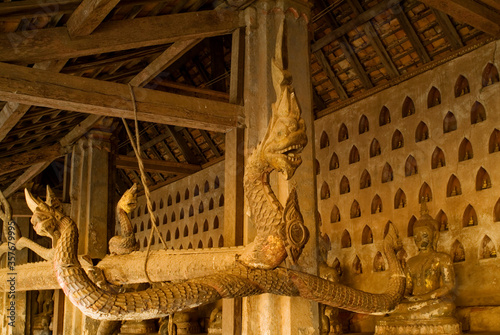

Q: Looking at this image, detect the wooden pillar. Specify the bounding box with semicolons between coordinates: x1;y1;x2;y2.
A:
63;124;113;335
241;1;320;334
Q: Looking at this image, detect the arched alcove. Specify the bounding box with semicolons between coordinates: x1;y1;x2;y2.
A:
214;176;220;189
427;86;441;108
219;194;224;207
436;210;449;232
402;96;415;118
407;216;417;237
459;138;473;161
329;153;339;170
338;123;349;142
443;112;457;133
341;230;351;248
371;194;382;214
159;199;164;209
179;244;183;250
167;195;172;206
405;155;418;176
213;216;219;229
176;192;181;203
488;129;500;153
370;138;381;157
482;62;499;87
383;221;392;238
452;240;466;263
349;145;360;164
415;121;429;142
382;163;393;183
183;225;189;237
320;131;330;148
447;175;462;197
140;221;144;231
150;236;155;245
143;237;147;248
431;147;446;169
379;106;391;126
147;219;152;230
394;189;406;209
166;231;171;242
353;255;362;274
330;205;341;223
203;220;209;232
193;222;199;234
360;170;371;189
471;101;486;124
455;75;470;97
315;159;320;175
418;182;432;203
218;235;224;248
179;209;185;220
199;201;204;213
189;205;194;217
476;167;492;191
480;236;497;259
184;188;190;200
198;240;203;249
494;198;500;222
144;206;148;215
359;115;369;134
373;252;385;272
175;228;180;239
208;237;213;248
463;205;478;227
188;242;193;249
392;130;404;150
361;225;373;245
333;258;342;276
163;214;168;225
209;198;214;210
340;176;350;195
321;181;331;199
350;200;361;218
194;185;200;197
204;180;210;193
133;224;137;233
152;201;156;212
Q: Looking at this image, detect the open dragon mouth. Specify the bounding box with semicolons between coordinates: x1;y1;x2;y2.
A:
279;144;304;162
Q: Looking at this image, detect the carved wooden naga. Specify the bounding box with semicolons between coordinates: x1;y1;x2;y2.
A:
22;20;406;321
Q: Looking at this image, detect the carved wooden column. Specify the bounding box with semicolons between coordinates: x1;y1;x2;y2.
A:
63;121;114;335
241;1;320;334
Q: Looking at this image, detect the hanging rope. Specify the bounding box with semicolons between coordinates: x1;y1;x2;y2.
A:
122;84;169;283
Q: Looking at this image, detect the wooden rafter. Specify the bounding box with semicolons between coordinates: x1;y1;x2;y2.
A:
420;0;500;37
200;130;222;158
0;62;243;132
314;50;349;100
166;125;199;164
0;10;242;63
431;8;464;50
115;155;201;175
66;0;121;37
392;3;432;63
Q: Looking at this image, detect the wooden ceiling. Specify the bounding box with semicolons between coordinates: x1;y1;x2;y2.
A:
0;0;498;196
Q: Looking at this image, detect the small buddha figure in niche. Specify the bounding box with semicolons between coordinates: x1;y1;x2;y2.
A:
375;202;461;334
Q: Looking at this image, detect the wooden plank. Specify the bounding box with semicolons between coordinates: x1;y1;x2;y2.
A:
393;4;432;63
200;130;221;157
182;128;208;163
0;10;243;63
431;8;464;50
229;27;245;105
0;62;242;132
116;155;201;174
148;79;230;101
166;125;199;164
0;60;67;142
0;143;63;176
481;0;500;12
421;0;500;37
3;162;51;197
314;50;348;100
129;39;203;88
311;0;402;52
66;0;121;37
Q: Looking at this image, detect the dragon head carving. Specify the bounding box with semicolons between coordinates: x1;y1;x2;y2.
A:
260;20;308;181
25;187;63;245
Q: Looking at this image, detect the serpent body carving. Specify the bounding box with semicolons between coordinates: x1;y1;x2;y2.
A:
23;20;406;321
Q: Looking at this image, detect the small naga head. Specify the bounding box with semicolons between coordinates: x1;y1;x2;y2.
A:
260;19;308;180
117;183;138;213
25;186;63;244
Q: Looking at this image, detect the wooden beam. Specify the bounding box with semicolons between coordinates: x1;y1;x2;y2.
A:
393;4;432;63
147;79;230;101
420;0;500;37
129;39;203;88
431;8;464;50
0;60;67;142
0;62;242;132
66;0;121;37
481;0;500;12
0;143;63;176
200;130;222;158
3;162;51;197
0;10;242;63
311;0;401;52
229;28;245;105
314;50;348;100
166;125;199;164
115;155;201;174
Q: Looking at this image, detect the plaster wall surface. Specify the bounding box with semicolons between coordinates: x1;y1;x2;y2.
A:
315;40;500;332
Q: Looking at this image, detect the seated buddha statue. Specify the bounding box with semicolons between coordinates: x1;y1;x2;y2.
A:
376;202;461;334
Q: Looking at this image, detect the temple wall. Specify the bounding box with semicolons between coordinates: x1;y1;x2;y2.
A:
314;40;500;333
128;161;225;251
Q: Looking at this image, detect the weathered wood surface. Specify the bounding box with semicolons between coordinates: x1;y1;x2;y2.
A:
0;247;244;291
115;155;201;174
0;62;243;132
0;10;243;63
0;143;63;176
66;0;121;37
